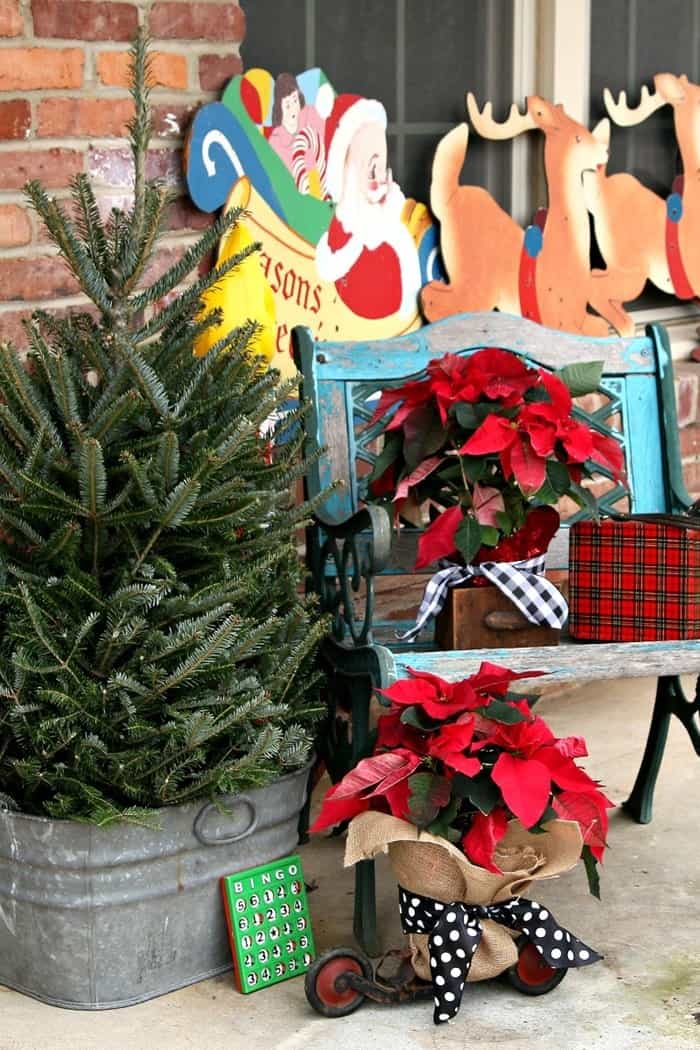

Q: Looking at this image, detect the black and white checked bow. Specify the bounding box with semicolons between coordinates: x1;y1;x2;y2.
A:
399;556;568;643
398;885;601;1025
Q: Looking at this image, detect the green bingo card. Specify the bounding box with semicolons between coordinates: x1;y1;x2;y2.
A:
221;854;315;994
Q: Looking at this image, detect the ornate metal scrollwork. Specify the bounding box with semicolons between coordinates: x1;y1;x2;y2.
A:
318;531;376;646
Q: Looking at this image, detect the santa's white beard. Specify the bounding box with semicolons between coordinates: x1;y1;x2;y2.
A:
336;179;406;251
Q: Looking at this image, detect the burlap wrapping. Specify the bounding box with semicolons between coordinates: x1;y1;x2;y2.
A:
345;812;583;982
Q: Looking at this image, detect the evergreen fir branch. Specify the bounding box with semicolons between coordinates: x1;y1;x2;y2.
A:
157;431;179;491
120;451;158;507
111;340;171;418
121;183;176;294
24;182;113;312
0;510;45;548
36;521;81;566
0;403;33;454
130;207;247;313
79;437;107;515
0;343;64;452
70;173;108;273
161;477;201;529
88;389;142;444
126;30;153;249
17;583;79;683
130;239;256;343
17;471;85;515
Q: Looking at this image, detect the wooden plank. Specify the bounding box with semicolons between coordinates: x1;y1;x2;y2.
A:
387;638;700;686
313;312;655;381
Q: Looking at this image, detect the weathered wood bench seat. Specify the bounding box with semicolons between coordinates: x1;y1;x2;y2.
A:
293;312;700;955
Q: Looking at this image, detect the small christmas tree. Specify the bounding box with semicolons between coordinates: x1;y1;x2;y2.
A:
0;35;329;824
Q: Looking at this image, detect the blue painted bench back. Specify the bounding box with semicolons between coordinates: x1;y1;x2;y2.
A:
294;313;686;542
293;306;684;520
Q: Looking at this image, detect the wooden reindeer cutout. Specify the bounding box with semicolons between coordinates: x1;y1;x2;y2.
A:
582;73;700;335
421;94;615;336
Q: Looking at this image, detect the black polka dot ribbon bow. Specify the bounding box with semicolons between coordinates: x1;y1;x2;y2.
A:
398;885;601;1025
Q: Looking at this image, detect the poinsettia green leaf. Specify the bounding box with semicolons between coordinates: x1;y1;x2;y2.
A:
427;795;460;838
532;477;559;504
546;459;572;495
367;430;403;484
452;772;501;814
454;402;482;430
495;510;514;534
461;455;488;482
400;705;435;730
475;699;528;724
582;844;601;899
408;771;452;828
455;514;482;564
479;524;499;547
556;361;603;398
528;803;559;833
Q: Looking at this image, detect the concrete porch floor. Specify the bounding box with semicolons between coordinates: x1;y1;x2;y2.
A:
2;677;700;1050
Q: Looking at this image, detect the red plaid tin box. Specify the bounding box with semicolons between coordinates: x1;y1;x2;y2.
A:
568;514;700;642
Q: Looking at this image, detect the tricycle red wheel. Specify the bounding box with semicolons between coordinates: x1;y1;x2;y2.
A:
501;937;567;996
305;947;373;1018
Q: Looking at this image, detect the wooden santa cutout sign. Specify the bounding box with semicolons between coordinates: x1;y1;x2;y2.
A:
186;69;441;377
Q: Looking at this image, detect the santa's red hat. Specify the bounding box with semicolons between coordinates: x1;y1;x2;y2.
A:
324;93;387;202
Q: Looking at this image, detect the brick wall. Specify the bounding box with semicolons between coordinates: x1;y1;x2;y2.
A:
0;0;245;343
676;361;700;502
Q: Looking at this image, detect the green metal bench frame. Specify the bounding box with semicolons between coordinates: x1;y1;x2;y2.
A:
293;311;700;955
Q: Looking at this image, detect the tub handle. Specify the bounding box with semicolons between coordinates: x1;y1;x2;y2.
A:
193;796;258;846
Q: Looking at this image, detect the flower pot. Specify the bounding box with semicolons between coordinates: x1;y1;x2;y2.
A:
0;761;312;1010
345;811;583;983
434;581;566;650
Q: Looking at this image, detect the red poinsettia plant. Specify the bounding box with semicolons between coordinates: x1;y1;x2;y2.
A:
311;661;613;896
367;349;624;568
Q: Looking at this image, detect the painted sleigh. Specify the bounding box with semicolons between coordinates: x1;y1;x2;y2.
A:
185;67;443;367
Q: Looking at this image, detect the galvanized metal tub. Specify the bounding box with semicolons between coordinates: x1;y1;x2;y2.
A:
0;761;312;1009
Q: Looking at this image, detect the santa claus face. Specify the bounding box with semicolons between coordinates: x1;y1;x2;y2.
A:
281;90;301;135
346;122;391;204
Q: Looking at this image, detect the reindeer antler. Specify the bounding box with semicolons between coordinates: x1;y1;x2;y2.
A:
466;92;536;139
603;84;667;126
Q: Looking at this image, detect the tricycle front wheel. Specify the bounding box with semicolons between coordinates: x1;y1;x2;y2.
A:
305;947;373;1018
501;937;568;996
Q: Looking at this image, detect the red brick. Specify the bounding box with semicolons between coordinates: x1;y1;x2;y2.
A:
146;147;184;187
0;99;31;140
0;204;32;247
167;195;212;232
680;423;700;459
152;102;196;138
87;145;132;186
0;148;83;190
150;1;245;41
32;0;138;40
37;97;134;138
198;52;242;92
141;244;187;293
0;307;33;344
674;363;700;428
0;0;22;36
682;457;700;497
87;145;184;188
97;49;187;89
0;303;98;346
0;255;80;302
0;48;83;90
